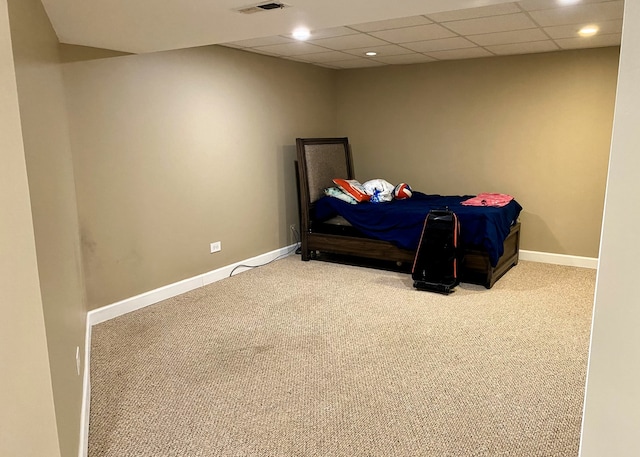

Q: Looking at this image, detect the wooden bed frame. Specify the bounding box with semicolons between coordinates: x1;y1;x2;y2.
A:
295;137;520;288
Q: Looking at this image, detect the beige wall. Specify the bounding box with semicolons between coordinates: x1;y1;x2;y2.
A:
581;2;640;455
63;45;620;311
0;0;61;455
7;0;87;455
62;46;337;309
336;47;619;258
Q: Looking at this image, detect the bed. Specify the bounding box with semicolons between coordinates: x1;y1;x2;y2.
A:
295;137;522;288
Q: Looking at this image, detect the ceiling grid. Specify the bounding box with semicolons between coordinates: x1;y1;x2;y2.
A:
223;0;623;68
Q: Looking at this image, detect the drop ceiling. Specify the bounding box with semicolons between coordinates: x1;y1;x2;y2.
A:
223;0;624;68
40;0;623;67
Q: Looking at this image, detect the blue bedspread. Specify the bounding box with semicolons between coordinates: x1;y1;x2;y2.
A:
314;192;522;267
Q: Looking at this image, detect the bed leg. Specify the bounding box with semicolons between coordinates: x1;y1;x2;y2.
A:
299;233;310;261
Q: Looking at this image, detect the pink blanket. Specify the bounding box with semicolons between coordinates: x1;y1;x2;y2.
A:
461;193;514;207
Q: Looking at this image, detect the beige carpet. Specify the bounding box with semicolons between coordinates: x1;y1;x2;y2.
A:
88;257;595;456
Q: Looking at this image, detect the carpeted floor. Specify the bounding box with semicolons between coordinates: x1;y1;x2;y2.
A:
88;257;595;456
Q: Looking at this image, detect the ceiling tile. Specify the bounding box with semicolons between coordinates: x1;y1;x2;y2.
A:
372;54;437;65
226;35;293;48
486;40;560;55
369;24;457;43
309;34;389;50
220;43;244;49
293;51;356;63
313;62;341;69
253;42;329;56
306;27;359;40
349;15;432;32
342;44;415;58
517;0;617;12
544;19;623;39
528;1;624;27
324;58;386;69
283;56;313;63
426;3;522;22
555;32;622;49
468;27;549;46
246;48;280;57
425;47;494;60
444;13;538;35
403;37;478;53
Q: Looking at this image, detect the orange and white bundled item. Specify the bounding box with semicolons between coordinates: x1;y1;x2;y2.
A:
363;179;395;203
333;178;371;202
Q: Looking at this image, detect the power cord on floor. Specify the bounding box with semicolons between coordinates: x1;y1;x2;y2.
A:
228;225;301;277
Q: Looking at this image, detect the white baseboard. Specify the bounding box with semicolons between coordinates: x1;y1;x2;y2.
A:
79;243;297;457
519;249;598;269
78;320;92;457
87;244;297;326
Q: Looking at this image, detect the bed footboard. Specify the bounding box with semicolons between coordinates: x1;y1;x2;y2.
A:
461;222;520;288
301;223;520;289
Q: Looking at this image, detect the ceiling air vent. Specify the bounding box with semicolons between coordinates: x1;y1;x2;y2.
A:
257;2;286;10
236;2;290;14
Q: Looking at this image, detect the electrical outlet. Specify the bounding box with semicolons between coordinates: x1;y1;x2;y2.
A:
210;241;222;253
289;224;296;232
75;346;81;376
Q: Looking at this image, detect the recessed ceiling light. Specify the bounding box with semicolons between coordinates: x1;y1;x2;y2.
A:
292;27;311;41
578;25;599;37
558;0;581;5
365;51;378;56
